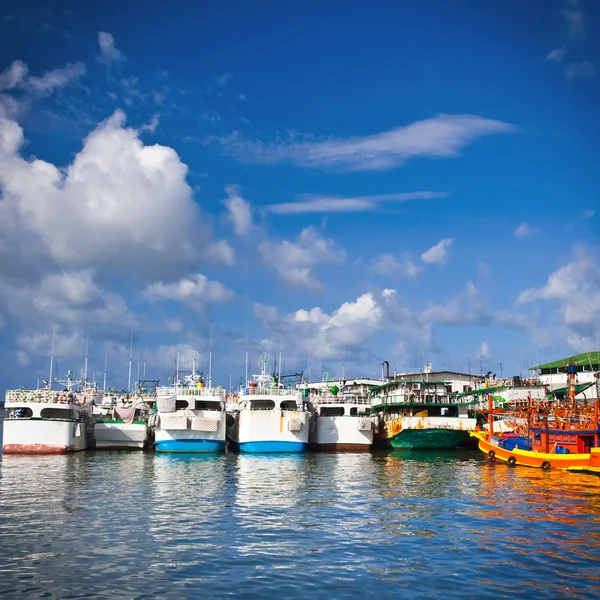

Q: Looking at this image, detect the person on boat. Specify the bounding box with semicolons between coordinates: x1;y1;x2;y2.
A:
568;361;577;381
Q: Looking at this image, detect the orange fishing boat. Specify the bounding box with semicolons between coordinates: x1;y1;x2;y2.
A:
472;366;600;470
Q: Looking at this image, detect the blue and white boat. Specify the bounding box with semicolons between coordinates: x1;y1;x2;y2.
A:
227;356;311;453
153;359;226;453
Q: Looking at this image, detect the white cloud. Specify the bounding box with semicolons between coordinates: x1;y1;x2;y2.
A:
140;113;159;133
0;312;4;329
267;191;447;214
479;342;491;359
584;209;594;219
565;61;596;79
218;113;515;172
0;107;229;281
143;273;233;307
514;222;532;237
517;248;600;347
421;238;453;265
0;60;28;91
0;269;133;332
223;185;252;235
97;32;124;65
26;63;86;94
258;226;346;291
372;254;422;278
421;282;487;325
202;240;236;266
0;59;85;97
547;48;566;62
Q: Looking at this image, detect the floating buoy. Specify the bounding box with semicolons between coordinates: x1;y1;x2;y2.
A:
507;456;517;467
541;460;551;470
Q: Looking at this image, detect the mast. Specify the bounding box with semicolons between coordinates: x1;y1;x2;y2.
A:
245;326;249;386
103;351;107;394
209;325;213;389
48;326;55;390
83;329;89;385
127;329;133;392
137;341;140;385
176;351;180;386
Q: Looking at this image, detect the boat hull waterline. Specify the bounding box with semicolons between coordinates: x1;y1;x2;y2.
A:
471;431;600;470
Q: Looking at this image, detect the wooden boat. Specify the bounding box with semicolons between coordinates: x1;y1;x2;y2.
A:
471;390;600;470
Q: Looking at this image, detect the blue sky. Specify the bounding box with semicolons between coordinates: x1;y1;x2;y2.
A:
0;0;598;392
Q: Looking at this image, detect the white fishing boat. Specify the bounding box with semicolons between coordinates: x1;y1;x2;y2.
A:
2;372;95;454
309;387;373;451
153;357;227;453
228;354;311;453
93;380;158;450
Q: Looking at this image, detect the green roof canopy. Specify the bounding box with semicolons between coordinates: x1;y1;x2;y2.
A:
530;352;600;371
552;383;595;398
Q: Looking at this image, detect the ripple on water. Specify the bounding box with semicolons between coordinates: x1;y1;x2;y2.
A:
1;421;600;599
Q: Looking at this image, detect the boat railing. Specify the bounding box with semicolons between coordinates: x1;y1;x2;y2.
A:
241;387;299;397
310;394;370;406
157;386;226;398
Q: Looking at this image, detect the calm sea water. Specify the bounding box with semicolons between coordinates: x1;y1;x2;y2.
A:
1;413;600;599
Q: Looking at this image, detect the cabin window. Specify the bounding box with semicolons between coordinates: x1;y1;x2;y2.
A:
280;400;299;411
570;436;576;443
40;407;75;420
195;400;219;411
320;407;345;417
250;399;275;410
9;407;33;418
349;407;358;416
175;400;189;411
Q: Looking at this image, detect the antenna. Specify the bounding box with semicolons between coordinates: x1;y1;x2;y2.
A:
245;326;249;386
84;329;89;384
137;340;140;385
278;324;282;384
209;324;213;389
176;350;180;386
127;329;133;392
103;351;107;394
48;326;55;390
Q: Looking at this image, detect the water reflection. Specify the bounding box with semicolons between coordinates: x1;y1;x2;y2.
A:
1;418;600;599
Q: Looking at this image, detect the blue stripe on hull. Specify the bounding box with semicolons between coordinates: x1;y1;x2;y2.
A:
233;440;307;453
154;439;226;453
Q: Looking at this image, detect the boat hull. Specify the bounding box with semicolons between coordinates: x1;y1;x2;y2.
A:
154;410;227;453
154;438;226;453
310;416;373;451
94;422;148;450
228;409;310;453
390;428;470;450
232;440;307;453
472;432;600;470
2;419;95;454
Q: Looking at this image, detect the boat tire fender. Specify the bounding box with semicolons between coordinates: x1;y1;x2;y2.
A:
541;460;551;470
507;456;517;467
488;450;496;462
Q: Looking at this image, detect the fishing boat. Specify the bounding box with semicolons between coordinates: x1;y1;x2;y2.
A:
2;372;96;454
369;379;477;449
308;384;373;451
153;358;227;453
471;368;600;470
227;354;311;452
93;380;158;450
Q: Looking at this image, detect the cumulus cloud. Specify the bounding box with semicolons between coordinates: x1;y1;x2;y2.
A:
421;238;453;265
517;247;600;348
0;269;133;333
143;273;234;306
258;226;346;291
267;191;447;214
218;114;515;172
223;185;252;235
371;254;422;278
97;32;124;65
0;107;228;282
547;48;566;62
